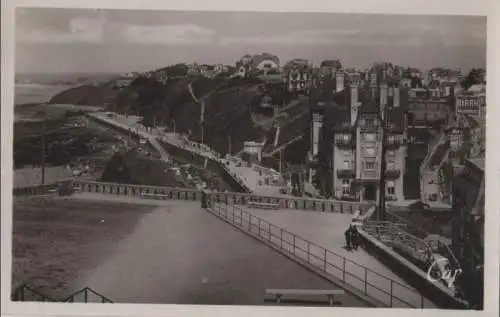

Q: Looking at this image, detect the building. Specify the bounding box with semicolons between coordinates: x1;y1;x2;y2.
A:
251;53;280;73
310;75;408;202
451;158;484;309
455;85;486;118
283;59;313;94
319;59;342;78
407;87;453;125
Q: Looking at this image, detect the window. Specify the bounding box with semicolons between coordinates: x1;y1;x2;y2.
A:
387;161;395;170
343;160;350;169
387;150;396;157
365;148;375;156
387;181;395;195
365;161;376;170
364;133;376;142
343;150;351;157
342;180;350;194
365;118;375;128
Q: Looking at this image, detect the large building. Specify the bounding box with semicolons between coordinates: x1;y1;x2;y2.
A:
451;157;484;309
309;72;408;202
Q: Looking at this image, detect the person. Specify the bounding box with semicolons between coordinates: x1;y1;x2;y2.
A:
351;225;359;250
344;227;352;250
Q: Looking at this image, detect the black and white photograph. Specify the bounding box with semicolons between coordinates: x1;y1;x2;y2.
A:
1;1;498;316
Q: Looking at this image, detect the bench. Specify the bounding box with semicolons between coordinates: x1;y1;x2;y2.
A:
265;289;345;306
248;201;280;210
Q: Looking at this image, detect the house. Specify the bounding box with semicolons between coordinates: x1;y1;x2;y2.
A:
283;59;313;94
310;73;408;202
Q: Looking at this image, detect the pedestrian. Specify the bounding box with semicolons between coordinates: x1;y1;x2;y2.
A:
351;225;359;250
344;227;352;250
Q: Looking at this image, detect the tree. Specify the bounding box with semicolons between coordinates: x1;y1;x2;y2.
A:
461;68;484;90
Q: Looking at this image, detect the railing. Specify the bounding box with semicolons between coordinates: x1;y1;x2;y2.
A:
64;287;113;303
70;180;370;214
207;201;429;308
12;284;112;303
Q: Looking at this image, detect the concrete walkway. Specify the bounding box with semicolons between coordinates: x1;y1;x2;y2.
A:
242;207;435;308
75;194;369;306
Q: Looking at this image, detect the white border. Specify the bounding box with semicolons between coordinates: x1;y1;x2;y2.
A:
1;1;499;317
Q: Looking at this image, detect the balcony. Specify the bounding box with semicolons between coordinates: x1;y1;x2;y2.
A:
384;138;405;148
336;169;355;179
334;138;355;148
385;169;401;179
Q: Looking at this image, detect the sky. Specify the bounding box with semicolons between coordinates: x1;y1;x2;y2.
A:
15;8;487;74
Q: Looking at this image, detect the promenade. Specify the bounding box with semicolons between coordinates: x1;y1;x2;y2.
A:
241;206;435;308
70;193;369;306
89;112;284;196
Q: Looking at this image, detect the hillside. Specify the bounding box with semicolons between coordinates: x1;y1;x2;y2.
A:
49;69;311;165
48;82;119;106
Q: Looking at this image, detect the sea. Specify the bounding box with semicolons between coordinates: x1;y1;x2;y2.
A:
14;83;74;106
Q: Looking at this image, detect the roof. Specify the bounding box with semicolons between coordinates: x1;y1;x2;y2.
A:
320;60;342;68
252;53;280;68
322;85;407;131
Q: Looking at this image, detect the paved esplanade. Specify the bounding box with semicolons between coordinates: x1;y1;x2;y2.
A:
243;207;435;308
91;112;284;196
74;193;369;306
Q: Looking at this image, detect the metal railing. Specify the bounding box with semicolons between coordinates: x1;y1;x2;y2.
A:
12;284;113;303
208;201;430;308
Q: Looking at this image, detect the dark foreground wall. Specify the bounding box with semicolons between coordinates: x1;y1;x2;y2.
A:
358;230;468;309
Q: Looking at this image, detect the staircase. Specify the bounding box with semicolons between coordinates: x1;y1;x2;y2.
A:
419;130;450;202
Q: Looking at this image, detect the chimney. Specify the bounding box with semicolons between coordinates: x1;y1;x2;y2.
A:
394;86;400;108
350;84;359;125
336;72;344;92
380;83;388;106
380;83;388;119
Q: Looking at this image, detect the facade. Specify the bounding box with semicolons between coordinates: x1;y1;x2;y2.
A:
310;73;408;202
451;158;484;309
407;88;452;124
283;59;313;94
455;86;486;118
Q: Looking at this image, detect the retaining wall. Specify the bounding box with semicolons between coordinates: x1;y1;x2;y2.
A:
357;229;468;309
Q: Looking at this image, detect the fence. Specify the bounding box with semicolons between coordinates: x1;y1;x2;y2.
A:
69;180;369;214
12;284;113;303
208;201;430;308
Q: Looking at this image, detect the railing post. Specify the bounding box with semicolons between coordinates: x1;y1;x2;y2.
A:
280;228;283;249
390;280;393;307
249;214;252;231
324;249;327;272
268;223;271;242
364;269;368;294
293;235;296;255
421;295;424;308
307;242;310;264
84;288;88;303
258;218;261;236
342;258;346;282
